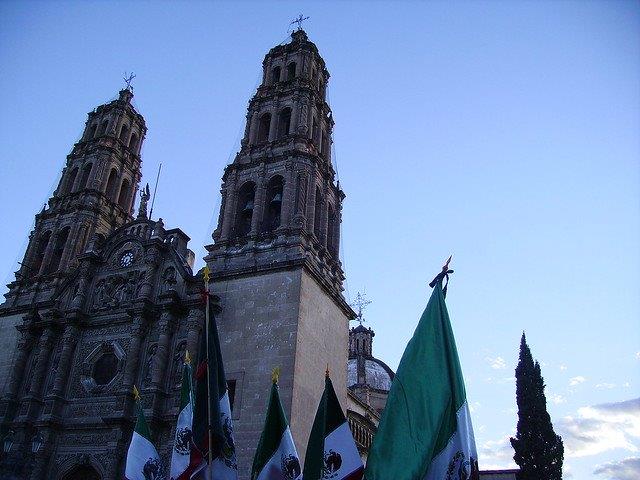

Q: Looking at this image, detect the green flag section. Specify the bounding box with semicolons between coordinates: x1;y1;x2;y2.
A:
251;374;301;480
170;352;194;480
191;312;238;480
125;386;163;480
303;374;364;480
364;277;479;480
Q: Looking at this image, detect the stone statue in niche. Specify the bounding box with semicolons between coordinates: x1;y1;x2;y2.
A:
143;344;157;386
92;271;142;311
161;266;177;293
172;341;187;387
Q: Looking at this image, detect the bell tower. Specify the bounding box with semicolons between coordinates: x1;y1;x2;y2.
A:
4;88;146;307
205;30;354;477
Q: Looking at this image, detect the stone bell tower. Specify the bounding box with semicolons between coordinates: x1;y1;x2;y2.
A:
3;87;146;309
205;29;355;477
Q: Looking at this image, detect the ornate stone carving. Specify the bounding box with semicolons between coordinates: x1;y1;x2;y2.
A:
108;241;143;269
92;270;143;311
142;343;157;386
79;341;126;395
160;266;177;293
171;341;187;387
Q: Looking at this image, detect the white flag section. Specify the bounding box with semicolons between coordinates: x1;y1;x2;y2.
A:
125;431;163;480
322;423;365;480
424;402;478;479
170;397;193;479
255;426;300;480
192;391;237;480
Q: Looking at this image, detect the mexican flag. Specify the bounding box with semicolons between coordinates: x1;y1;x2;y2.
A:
303;373;363;480
364;273;479;480
251;373;301;480
190;311;238;480
170;351;194;480
125;386;163;480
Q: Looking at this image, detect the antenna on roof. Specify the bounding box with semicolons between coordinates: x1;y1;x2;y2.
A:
149;163;162;220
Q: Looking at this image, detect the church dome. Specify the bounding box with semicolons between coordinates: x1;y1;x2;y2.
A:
347;357;394;391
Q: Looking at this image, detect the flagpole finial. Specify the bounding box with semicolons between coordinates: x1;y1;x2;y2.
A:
202;265;211;284
132;385;140;400
429;255;454;289
271;367;280;384
185;349;191;364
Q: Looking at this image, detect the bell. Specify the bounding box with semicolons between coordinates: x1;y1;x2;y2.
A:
242;199;254;212
270;193;282;204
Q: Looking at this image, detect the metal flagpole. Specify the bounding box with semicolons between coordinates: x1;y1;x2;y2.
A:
203;266;214;472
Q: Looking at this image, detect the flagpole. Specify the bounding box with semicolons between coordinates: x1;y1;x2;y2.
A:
203;266;214;468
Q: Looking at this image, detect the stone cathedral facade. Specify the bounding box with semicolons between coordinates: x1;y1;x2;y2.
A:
0;30;366;480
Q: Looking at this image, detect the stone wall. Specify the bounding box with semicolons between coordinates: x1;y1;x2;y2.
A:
0;313;22;395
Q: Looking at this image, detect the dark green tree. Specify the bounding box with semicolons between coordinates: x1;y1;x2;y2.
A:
510;333;564;480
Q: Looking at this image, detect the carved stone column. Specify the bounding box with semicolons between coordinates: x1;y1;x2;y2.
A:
306;175;317;233
122;315;148;391
49;324;80;397
268;106;278;142
70;263;92;311
38;234;57;275
251;177;267;236
27;328;57;399
59;223;80;271
185;308;204;361
151;310;176;388
220;175;238;241
137;247;161;300
280;167;295;228
5;323;36;400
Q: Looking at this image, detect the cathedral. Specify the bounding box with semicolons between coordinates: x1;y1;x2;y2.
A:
0;30;393;480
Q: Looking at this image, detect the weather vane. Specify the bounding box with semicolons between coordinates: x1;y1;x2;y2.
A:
123;72;136;92
351;291;372;325
290;14;309;31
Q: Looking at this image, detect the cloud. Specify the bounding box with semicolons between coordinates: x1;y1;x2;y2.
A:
558;398;640;458
596;383;617;389
486;356;507;370
550;393;566;405
636;352;640;360
569;376;586;386
478;435;517;470
559;364;567;371
594;457;640;480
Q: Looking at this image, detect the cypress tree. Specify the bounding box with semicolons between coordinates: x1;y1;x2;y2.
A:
510;333;564;479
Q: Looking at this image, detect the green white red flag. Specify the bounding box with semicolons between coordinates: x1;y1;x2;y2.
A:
251;369;301;480
190;266;237;479
170;351;194;480
364;267;479;480
302;372;363;480
125;386;163;480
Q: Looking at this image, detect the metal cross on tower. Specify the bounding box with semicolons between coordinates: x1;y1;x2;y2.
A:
290;14;310;31
123;72;136;91
351;291;372;325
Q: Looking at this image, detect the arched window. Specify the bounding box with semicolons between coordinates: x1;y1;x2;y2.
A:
257;113;271;143
63;167;78;195
118;179;131;210
314;187;323;240
87;124;97;140
45;227;70;274
98;119;109;136
105;168;119;201
79;163;92;190
277;108;291;139
31;231;51;276
235;182;256;238
271;66;281;84
263;176;284;232
129;133;139;152
287;62;296;80
119;124;129;143
327;205;337;257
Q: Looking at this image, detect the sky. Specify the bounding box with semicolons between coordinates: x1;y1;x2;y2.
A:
0;1;638;478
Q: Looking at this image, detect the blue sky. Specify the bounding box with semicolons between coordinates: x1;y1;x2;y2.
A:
1;1;638;478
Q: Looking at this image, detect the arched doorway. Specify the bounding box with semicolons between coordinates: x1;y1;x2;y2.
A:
61;465;101;480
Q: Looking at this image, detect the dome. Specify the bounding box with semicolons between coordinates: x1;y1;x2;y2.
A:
347;357;394;391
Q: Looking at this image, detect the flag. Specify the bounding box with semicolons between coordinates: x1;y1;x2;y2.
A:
170;351;194;480
364;271;479;480
125;386;163;480
303;371;363;480
251;369;301;480
189;289;237;479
